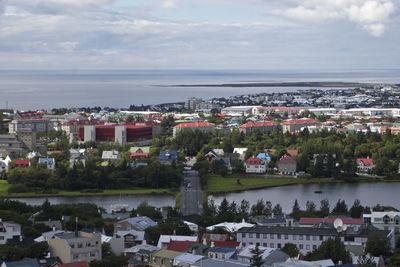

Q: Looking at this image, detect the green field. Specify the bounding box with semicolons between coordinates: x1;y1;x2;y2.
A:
206;174;334;194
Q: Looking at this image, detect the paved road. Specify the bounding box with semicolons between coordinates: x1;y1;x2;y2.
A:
181;170;203;216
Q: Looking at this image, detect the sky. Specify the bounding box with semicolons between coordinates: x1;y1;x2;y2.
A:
0;0;399;70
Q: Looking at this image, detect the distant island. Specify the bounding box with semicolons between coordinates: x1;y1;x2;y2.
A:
171;81;377;88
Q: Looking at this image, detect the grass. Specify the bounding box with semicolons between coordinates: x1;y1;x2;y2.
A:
206;174;334;194
0;180;11;196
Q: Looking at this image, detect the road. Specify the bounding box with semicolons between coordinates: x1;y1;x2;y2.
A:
181;170;203;216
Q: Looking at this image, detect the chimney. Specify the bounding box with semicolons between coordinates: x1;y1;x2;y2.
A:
202;237;207;246
211;241;215;248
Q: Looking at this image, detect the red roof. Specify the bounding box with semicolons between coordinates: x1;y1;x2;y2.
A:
299;217;363;225
59;262;90;267
246;156;263;165
282;119;319;125
174;122;215;129
278;155;296;164
167;240;198;252
357;157;374;166
240;121;277;129
213;240;240;248
15;159;30;166
286;149;299;158
130;152;150;157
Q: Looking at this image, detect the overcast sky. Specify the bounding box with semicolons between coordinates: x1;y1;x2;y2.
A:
0;0;399;70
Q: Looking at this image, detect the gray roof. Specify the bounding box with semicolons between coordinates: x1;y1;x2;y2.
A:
208;247;236;253
120;216;157;231
264;250;290;266
238;226;338;236
4;259;40;267
193;259;249;267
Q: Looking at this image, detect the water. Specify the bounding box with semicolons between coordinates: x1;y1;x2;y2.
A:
1;69;400;110
210;182;400;212
8;182;400;213
8;194;175;212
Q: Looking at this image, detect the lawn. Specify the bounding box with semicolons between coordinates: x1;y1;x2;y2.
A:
0;180;11;196
206;174;334;194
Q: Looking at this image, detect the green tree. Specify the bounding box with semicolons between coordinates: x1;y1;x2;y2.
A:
350;199;364;218
282;243;300;257
365;233;391;257
320;199;330;217
250;244;264;267
305;237;351;264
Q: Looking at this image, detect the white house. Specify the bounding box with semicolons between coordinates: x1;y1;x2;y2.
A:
0;156;11;174
233;148;248;161
102;150;120;161
38;157;56;170
0;219;21;245
245;156;266;174
157;235;198;248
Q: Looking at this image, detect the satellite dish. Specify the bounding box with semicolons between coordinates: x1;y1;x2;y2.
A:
342;224;348;231
334;218;343;229
336;226;343;233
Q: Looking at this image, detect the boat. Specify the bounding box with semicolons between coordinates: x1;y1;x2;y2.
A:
314;190;323;194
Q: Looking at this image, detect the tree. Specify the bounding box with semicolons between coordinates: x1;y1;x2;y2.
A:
250;244;264;267
272;204;283;216
365;233;391;257
305;237;351;264
306;201;316;214
282;243;300;257
332;199;348;215
350;199;364;218
320;199;330;217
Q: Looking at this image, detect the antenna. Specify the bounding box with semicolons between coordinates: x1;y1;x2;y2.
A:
342;224;348;231
333;218;343;232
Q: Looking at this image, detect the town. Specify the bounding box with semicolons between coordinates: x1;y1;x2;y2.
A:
0;84;400;267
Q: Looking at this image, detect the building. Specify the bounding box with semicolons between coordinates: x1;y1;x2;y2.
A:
221;106;257;116
159;150;178;165
192;258;249;267
299;217;363;228
0;156;11;174
277;155;297;176
114;216;157;232
1;258;41;267
48;232;102;263
363;211;400;233
38;157;56;170
173;253;205;267
173;122;215;137
101;150;120;161
245;156;267;174
69;149;87;168
282;119;319;134
206;220;254;234
0;220;21;245
233;148;248;161
129;147;150;159
149;249;182;267
356;158;374;174
254;106;305;117
237;245;289;267
15;159;30;168
0;132;38;157
9;118;53;134
157;235;198;249
239;121;278;135
237;225;395;255
208;247;236;260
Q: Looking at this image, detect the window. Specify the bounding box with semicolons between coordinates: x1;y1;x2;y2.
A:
284;234;288;240
299;235;303;240
249;242;253;245
277;234;281;239
293;235;297;240
277;243;281;248
263;234;268;239
77;243;83;248
319;235;323;241
306;235;310;240
256;242;260;246
270;243;274;248
90;252;96;257
242;242;246;247
313;245;317;250
312;236;317;241
71;244;75;248
73;254;79;260
256;233;260;238
263;243;267;247
249;233;253;238
306;245;310;250
242;233;246;238
270;234;274;239
299;244;303;249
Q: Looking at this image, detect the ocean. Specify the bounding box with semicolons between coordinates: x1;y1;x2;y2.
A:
0;69;399;110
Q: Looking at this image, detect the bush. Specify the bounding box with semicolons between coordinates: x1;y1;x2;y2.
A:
8;184;30;194
80;189;104;193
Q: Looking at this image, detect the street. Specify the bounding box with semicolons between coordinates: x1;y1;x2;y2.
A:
181;170;203;216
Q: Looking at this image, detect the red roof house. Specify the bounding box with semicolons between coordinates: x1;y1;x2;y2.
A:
299;217;363;226
357;157;375;174
15;159;30;168
277;155;297;176
245;156;267;174
167;240;199;252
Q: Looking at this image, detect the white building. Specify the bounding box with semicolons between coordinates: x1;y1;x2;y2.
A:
363;211;400;233
0;220;21;245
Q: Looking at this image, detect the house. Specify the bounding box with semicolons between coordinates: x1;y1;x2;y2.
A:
274;258;335;267
0;220;21;245
183;221;198;233
114;230;145;248
206;220;254;234
245;156;266;174
205;149;224;161
277;155;297;176
129;147;150;159
149;249;182;267
363;211;400;233
35;220;63;231
173;253;205;267
192;258;249;267
69;149;87;168
286;149;298;158
101;150;120;161
356;158;374;174
0;156;11;174
239;121;278;135
48;231;102;263
124;243;159;257
38;157;56;170
208;247;236;260
237;225;395;255
127;246;160;267
157;235;198;248
299;217;363;228
173;121;215;137
282;119;319;134
15;159;30;168
167;240;198;253
257;153;271;163
114;216;157;232
101;234;124;255
159;150;178;165
233;148;248;161
34;230;65;243
1;258;40;267
237;245;289;267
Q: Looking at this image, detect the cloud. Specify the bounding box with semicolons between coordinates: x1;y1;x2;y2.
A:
276;0;396;37
162;0;177;8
